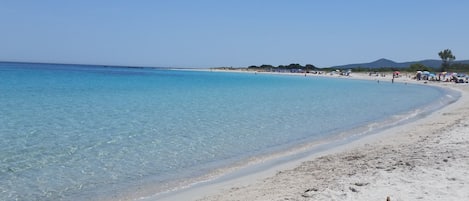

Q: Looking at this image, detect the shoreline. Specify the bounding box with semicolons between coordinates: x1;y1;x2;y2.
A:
136;72;469;201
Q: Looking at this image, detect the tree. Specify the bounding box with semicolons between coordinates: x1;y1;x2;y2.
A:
438;49;456;72
259;64;274;69
286;63;302;69
305;64;316;71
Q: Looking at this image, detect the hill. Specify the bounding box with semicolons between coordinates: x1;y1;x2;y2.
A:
332;58;469;69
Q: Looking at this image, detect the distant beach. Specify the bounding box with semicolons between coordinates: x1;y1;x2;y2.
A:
153;71;469;201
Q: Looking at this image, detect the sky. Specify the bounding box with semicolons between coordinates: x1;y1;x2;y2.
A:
1;0;468;68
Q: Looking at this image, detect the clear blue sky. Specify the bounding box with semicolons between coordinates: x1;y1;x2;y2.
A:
1;0;468;68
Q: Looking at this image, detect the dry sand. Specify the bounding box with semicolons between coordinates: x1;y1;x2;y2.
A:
152;72;469;201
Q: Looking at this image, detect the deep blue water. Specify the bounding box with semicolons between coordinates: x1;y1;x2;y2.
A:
0;62;456;200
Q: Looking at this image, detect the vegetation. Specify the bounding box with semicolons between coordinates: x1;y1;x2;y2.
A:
448;63;469;72
245;63;319;72
214;49;468;73
408;63;433;72
342;67;399;72
438;49;456;72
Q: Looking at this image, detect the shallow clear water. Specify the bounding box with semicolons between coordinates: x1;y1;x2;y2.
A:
0;62;455;200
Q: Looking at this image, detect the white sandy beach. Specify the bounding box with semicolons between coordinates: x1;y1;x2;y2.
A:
150;72;469;201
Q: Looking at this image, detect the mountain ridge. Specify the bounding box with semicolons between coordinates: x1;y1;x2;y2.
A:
332;58;469;69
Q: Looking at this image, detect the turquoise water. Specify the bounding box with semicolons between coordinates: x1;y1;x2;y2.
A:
0;62;457;200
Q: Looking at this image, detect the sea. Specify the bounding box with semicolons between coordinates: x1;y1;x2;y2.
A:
0;62;459;200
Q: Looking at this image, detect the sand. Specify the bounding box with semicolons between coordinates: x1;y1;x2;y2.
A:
149;72;469;201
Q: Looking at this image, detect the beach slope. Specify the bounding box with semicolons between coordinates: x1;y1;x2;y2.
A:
194;83;469;201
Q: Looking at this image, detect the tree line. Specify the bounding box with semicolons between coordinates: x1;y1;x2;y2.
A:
247;63;319;71
215;49;468;73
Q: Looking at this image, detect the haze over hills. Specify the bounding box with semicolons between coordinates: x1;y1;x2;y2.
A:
332;58;469;69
